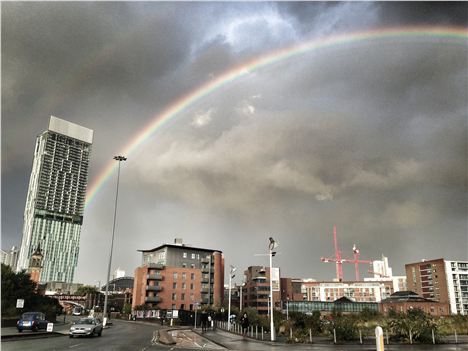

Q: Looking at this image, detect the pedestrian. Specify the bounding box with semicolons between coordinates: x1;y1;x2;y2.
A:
208;314;212;330
201;311;208;333
240;313;249;337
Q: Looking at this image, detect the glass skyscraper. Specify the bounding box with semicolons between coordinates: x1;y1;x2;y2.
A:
17;116;93;283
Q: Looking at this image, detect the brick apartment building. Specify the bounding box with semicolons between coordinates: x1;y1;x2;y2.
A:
405;258;468;315
132;239;224;311
241;266;281;314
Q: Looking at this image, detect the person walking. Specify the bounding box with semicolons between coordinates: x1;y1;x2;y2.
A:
201;311;208;333
240;313;249;338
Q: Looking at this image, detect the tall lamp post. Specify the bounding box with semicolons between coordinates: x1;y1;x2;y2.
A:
268;237;278;341
103;155;126;326
227;265;236;331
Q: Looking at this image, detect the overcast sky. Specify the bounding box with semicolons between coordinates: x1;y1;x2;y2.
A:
2;2;467;286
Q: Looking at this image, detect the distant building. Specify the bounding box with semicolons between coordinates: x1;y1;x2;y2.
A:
380;291;450;316
102;276;134;292
0;246;19;270
287;296;379;315
405;258;468;315
281;279;395;303
17;116;93;283
28;245;44;285
242;266;281;314
44;281;83;295
113;267;126;280
132;239;224;311
364;255;407;293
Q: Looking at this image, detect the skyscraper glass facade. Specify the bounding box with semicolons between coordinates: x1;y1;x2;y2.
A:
17;116;93;283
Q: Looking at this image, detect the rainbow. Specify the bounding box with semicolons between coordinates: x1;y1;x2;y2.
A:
85;26;467;207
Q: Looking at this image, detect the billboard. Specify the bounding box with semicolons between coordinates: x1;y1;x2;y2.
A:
271;267;280;291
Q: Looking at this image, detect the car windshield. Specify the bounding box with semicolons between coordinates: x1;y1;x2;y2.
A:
76;318;95;325
21;313;40;321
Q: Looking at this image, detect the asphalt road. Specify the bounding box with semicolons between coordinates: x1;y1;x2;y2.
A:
1;319;161;351
3;320;467;351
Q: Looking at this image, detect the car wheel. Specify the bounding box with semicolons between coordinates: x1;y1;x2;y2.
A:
18;329;23;333
98;330;102;337
69;335;73;338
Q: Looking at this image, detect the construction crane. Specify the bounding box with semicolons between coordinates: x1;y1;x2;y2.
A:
320;225;373;281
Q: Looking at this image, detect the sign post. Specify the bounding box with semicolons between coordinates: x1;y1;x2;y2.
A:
375;326;384;351
47;323;54;332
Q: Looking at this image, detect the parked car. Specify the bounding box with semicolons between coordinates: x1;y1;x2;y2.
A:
17;312;49;332
69;317;103;338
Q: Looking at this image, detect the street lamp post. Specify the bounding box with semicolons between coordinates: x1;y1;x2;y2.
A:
286;295;289;320
103;155;126;326
268;237;278;341
227;265;236;331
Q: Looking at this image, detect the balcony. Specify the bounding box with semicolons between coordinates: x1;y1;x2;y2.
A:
201;266;210;273
201;258;210;264
147;274;163;281
145;296;161;303
146;285;162;292
201;288;210;294
201;277;209;284
148;263;165;269
201;297;210;304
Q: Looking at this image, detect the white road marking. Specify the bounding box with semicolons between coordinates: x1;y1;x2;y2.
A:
69;344;83;348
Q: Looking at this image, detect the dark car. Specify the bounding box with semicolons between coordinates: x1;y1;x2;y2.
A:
17;312;49;332
69;317;103;338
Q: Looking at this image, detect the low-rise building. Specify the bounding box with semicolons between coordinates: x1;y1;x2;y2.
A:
380;291;450;316
132;239;224;311
242;266;281;314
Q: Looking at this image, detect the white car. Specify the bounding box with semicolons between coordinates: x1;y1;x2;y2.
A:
69;317;103;338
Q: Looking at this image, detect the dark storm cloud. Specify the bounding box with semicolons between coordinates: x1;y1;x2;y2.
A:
2;2;466;284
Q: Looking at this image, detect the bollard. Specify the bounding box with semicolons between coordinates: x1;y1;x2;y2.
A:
432;329;435;344
290;328;293;340
409;329;412;345
309;329;312;343
386;329;389;345
262;326;264;340
250;326;253;338
359;329;362;344
256;325;258;339
375;326;384;351
455;329;458;344
333;328;336;344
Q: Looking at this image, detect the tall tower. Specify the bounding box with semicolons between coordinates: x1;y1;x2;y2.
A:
28;245;43;285
17;116;93;283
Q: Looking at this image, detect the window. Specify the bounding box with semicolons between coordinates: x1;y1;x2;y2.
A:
191;273;195;280
173;282;177;289
191;253;196;259
190;294;194;301
173;272;178;280
182;283;186;289
190;283;194;290
197;254;200;259
172;304;176;309
190;304;193;311
181;304;185;310
182;263;187;268
182;273;186;280
183;252;187;258
181;293;185;300
191;263;195;269
172;293;177;300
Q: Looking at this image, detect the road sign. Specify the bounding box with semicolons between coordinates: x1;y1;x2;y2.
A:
47;323;54;332
16;299;24;308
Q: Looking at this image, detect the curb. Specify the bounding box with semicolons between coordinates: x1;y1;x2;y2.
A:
191;329;231;349
1;331;66;341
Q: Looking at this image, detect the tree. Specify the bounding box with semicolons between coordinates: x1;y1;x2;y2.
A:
1;264;62;320
75;285;99;296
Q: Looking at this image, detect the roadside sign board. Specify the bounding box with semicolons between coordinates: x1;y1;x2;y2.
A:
16;299;24;308
47;323;54;332
172;310;179;318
